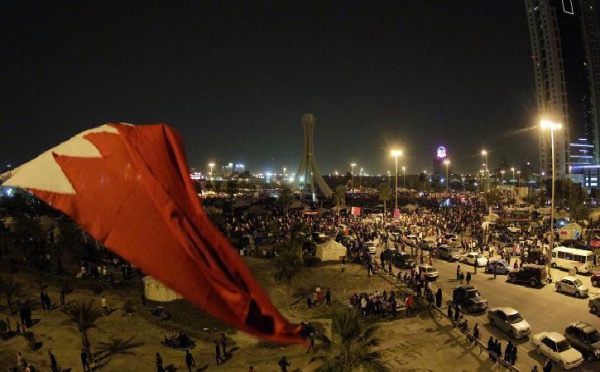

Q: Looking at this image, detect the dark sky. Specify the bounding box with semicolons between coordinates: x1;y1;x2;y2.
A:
0;0;539;176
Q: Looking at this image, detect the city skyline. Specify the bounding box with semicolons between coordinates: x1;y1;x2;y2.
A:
0;1;565;175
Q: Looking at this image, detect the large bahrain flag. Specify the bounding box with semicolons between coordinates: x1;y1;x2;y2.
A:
2;123;304;345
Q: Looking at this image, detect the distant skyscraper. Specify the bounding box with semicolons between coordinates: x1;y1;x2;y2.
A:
525;0;600;179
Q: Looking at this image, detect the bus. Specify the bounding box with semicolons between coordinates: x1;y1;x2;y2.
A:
551;247;595;274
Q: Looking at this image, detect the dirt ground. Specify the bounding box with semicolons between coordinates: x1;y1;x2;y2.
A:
0;257;520;371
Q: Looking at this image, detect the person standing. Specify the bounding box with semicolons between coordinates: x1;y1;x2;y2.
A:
493;263;498;279
466;271;472;285
543;358;552;372
48;350;58;372
325;288;331;307
101;295;109;316
59;288;66;309
81;349;91;372
306;293;312;309
155;352;164;372
341;256;346;272
278;356;291;372
487;336;495;362
435;288;442;308
459;271;465;285
456;264;461;281
473;323;480;342
220;332;228;355
510;345;517;366
214;340;223;365
405;295;414;318
185;349;196;372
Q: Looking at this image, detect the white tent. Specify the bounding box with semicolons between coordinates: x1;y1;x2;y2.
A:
143;276;183;302
316;240;347;261
558;223;582;241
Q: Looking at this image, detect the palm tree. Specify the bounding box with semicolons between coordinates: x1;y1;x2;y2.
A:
0;275;21;314
274;245;303;308
311;307;388;371
63;300;104;358
377;184;392;217
278;186;294;215
333;185;346;211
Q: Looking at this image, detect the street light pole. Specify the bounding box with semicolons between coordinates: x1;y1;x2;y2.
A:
283;167;287;186
402;166;406;189
511;167;515;184
360;168;363;190
444;159;450;193
482;150;488;191
391;150;402;211
541;119;562;276
351;163;356;193
208;163;215;180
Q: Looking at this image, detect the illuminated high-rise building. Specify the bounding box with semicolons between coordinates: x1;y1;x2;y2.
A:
525;0;600;180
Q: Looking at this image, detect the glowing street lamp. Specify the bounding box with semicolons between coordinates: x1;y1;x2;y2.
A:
283;167;287;186
351;163;356;193
500;170;505;183
208;163;215;180
540;119;562;274
360;168;364;189
444;159;450;193
391;150;402;210
511;167;515;183
481;150;488;191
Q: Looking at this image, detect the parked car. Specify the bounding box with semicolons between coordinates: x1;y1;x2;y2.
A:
507;224;522;234
405;234;418;246
418;264;439;281
486;259;511;275
438;245;461;261
592;272;600;287
418;240;434;251
365;241;378;255
463;252;488;267
589;295;600;315
531;331;584;370
452;285;488;313
555;276;589;298
392;251;415;269
487;307;531;339
564;321;600;362
507;264;547;287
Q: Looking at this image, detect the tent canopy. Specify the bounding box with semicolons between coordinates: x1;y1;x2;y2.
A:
315;240;347;261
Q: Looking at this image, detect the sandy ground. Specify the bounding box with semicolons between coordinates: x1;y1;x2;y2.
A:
0;259;533;371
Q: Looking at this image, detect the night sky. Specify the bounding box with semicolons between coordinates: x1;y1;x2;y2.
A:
1;1;539;176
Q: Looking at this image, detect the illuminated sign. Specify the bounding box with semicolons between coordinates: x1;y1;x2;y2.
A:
437;146;447;158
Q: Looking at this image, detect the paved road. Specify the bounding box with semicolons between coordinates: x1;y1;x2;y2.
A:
429;255;600;371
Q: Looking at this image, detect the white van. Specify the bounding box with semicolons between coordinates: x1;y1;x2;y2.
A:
551;247;594;274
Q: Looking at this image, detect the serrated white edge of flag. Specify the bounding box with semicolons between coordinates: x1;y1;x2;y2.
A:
2;124;121;195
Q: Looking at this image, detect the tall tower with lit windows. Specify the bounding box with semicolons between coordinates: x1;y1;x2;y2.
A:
525;0;600;180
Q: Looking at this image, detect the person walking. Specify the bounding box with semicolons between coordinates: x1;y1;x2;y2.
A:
447;305;453;320
435;288;442;308
48;350;58;372
456;264;461;281
532;366;539;372
185;349;196;372
214;340;223;365
495;339;502;364
81;349;91;372
493;263;498;279
466;271;472;285
510;345;517;366
278;356;291;372
325;288;331;306
473;323;480;342
459;271;465;285
101;295;109;315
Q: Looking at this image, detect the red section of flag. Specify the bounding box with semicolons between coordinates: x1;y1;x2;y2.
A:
27;124;305;345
